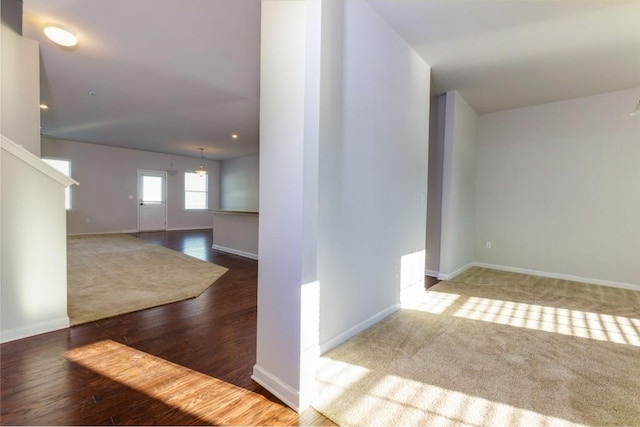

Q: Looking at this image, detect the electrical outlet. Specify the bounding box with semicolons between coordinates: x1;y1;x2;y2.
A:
485;241;492;249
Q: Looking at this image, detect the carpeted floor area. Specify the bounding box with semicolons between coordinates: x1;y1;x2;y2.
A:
67;234;228;326
313;267;640;426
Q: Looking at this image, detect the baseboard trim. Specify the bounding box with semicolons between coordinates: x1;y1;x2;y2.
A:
211;244;258;260
69;227;212;236
438;263;473;281
319;304;400;355
68;230;138;236
425;269;439;278
473;262;640;291
252;364;303;412
1;316;69;344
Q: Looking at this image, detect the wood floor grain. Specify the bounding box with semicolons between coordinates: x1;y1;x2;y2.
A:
0;229;335;426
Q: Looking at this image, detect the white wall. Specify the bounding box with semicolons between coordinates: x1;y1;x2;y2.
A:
476;88;640;286
255;0;430;411
1;140;72;342
1;17;40;155
317;1;430;350
42;138;221;234
220;154;259;211
0;11;70;343
439;91;478;279
254;0;320;411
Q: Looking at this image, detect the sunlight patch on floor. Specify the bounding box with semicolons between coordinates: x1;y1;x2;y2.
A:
65;340;287;425
315;357;371;404
316;369;587;427
402;291;460;313
454;297;640;346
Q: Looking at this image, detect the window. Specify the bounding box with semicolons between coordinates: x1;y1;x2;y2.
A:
43;158;72;210
185;172;208;209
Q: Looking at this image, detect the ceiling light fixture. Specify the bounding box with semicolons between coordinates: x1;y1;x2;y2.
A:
40;104;49;110
231;133;239;140
195;148;207;176
630;100;640;116
44;23;78;47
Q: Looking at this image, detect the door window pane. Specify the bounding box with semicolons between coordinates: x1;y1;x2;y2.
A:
142;175;163;203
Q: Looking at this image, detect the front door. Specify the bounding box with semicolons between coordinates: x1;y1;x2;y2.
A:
138;170;167;231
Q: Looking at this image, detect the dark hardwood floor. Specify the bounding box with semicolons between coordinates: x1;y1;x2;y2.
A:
0;229;334;426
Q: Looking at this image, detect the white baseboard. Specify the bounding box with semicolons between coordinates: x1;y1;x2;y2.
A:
211;244;258;260
425;269;439;278
69;227;213;236
473;262;640;291
68;230;138;236
1;316;69;344
252;364;303;412
438;263;473;281
319;304;400;355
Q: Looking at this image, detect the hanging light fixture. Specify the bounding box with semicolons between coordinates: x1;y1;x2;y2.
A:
630;99;640;116
195;148;207;176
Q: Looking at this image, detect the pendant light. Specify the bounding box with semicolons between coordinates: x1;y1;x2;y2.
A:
630;100;640;116
195;148;207;176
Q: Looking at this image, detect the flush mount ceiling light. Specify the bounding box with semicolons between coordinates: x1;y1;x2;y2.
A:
195;148;207;176
39;104;49;110
630;100;640;116
44;23;78;47
231;133;239;140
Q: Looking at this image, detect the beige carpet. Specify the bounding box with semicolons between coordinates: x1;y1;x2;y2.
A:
313;267;640;427
67;234;228;326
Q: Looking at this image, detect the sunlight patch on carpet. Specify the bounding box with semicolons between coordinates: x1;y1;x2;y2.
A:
316;361;587;427
454;296;640;346
313;267;640;426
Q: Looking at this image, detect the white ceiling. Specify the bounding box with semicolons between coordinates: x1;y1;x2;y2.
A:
369;0;640;114
23;0;261;160
22;0;640;160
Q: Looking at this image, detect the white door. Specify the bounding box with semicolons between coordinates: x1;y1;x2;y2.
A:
138;170;167;231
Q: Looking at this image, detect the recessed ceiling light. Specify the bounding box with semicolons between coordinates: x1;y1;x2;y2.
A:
231;134;239;139
44;23;78;47
40;104;49;110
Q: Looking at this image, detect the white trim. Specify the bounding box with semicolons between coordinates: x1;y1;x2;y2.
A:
1;134;78;187
67;230;138;236
438;262;473;281
473;262;640;291
252;364;303;412
68;228;214;236
319;304;400;354
425;269;439;278
166;226;213;231
0;316;69;343
212;244;258;260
